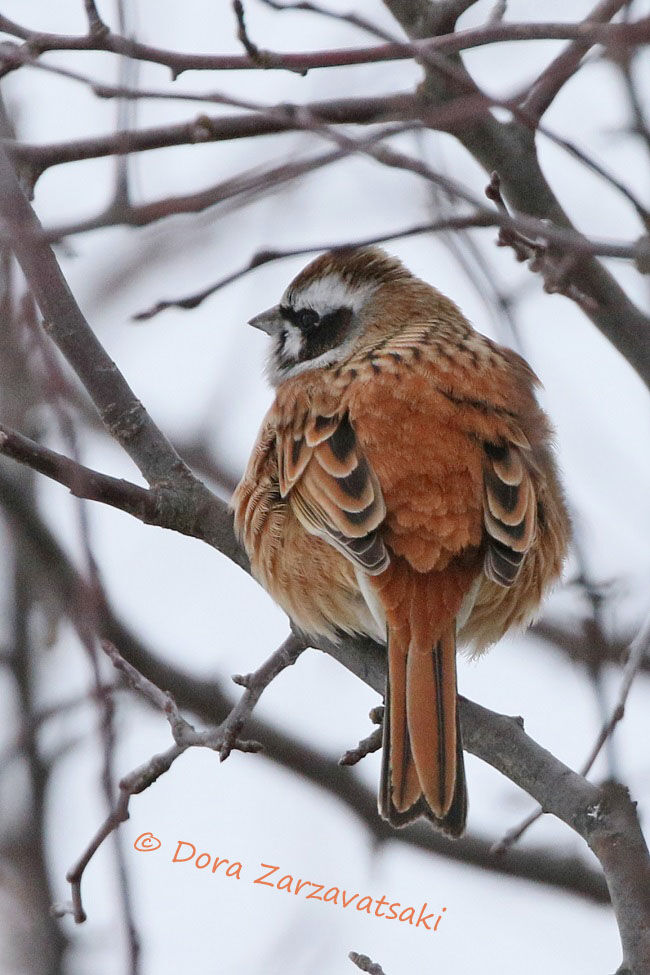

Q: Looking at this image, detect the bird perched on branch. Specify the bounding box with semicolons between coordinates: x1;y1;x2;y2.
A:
232;247;569;836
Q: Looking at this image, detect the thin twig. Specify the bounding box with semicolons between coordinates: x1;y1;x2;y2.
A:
8;49;646;249
232;0;306;73
0;15;646;80
132;214;495;320
485;171;598;311
57;635;304;923
339;707;384;766
0;466;613;904
581;608;650;777
339;728;382;766
521;0;628;120
493;608;650;854
223;633;306;759
349;952;387;975
259;0;394;41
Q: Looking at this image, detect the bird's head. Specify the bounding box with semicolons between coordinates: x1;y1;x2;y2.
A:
247;247;423;386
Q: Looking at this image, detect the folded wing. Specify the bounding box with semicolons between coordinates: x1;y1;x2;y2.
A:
483;438;537;587
277;409;389;575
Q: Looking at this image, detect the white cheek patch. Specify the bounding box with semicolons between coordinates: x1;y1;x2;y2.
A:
282;323;302;359
283;274;376;315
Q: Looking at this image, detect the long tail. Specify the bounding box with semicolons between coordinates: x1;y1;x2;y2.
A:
374;566;470;836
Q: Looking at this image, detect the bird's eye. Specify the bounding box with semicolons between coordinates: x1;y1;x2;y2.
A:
296;307;319;330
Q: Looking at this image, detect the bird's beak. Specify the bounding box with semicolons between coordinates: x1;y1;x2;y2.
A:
247;305;282;335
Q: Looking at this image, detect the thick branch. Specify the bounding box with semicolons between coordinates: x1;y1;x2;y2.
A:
0;148;190;488
0;423;156;518
0;470;611;903
0;145;247;571
1;101;647;967
323;634;650;972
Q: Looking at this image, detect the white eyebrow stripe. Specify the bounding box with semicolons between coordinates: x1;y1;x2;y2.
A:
285;274;376;313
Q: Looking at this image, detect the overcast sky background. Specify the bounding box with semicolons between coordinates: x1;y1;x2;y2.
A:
1;1;650;973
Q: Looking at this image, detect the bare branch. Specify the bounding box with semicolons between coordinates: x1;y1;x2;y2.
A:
221;633;306;759
8;51;649;252
0;151;190;488
522;0;629;121
0;144;248;576
133;214;496;320
339;729;382;766
44;145;351;240
133;172;650;321
1;45;648;964
3;93;419;175
259;0;394;41
58;634;305;923
582;609;650;777
0;15;646;80
485;171;597;310
488;1;507;22
0;423;157;516
536;121;649;232
324;633;650;972
83;0;108;36
382;0;650;396
0;468;611;904
494;609;650;920
55;751;175;923
232;0;306;73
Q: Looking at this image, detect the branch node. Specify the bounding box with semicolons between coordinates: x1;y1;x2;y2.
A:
486;171;599;312
635;235;650;274
339;726;382;766
369;705;384;725
232;672;252;688
232;0;308;74
84;0;109;38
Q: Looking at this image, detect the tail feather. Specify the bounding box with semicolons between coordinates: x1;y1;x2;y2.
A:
385;625;421;812
406;626;457;816
379;626;467;836
374;565;471;836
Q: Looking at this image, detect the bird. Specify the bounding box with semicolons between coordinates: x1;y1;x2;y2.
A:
232;246;570;836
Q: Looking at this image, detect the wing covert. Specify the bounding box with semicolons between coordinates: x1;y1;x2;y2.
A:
277;409;389;575
482;439;536;587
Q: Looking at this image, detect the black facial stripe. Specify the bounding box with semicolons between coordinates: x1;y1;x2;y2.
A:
280;305;318;329
298;306;353;362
